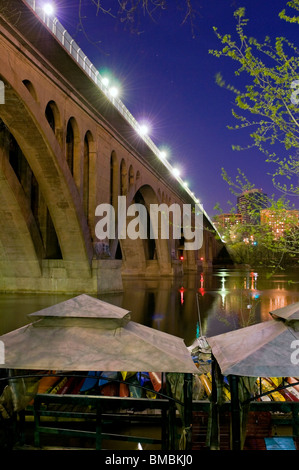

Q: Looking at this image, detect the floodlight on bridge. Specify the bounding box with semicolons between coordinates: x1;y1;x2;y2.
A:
172;167;180;178
108;86;119;98
139;123;150;136
43;3;55;16
159;150;167;159
101;77;110;87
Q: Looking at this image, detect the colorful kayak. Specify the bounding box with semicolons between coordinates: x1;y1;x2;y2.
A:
126;375;143;398
268;378;299;402
287;377;299;393
80;371;102;392
56;377;77;395
100;382;119;396
120;371;135;381
137;372;151;387
149;372;162;392
50;377;68;394
99;371;119;387
260;378;285;401
36;374;60;394
71;378;86;395
119;382;130;397
286;377;299;400
199;374;212;398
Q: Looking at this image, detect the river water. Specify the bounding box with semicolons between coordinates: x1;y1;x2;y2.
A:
1;267;299;347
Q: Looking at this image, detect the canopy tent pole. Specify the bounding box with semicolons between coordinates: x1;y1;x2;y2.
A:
230;375;241;451
183;373;193;450
210;353;220;450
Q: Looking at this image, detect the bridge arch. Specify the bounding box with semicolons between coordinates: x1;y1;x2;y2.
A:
120;158;128;196
0;121;45;277
110;151;118;207
66;117;80;187
45;100;62;146
119;184;172;276
83;130;96;229
129;164;134;189
22;79;38;102
0;74;93;279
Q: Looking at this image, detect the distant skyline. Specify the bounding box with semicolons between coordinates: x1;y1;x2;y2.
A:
50;0;299;216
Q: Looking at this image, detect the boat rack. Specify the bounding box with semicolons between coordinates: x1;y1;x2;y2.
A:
192;400;299;434
32;393;178;450
246;401;299;436
193;400;299;450
30;395;299;450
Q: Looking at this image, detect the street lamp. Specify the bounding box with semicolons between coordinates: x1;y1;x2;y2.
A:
172;168;180;177
43;3;55;15
139;123;150;136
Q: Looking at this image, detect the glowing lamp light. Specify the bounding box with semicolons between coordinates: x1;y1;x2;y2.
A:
43;3;55;15
108;86;119;98
179;286;185;304
159;150;167;159
180;255;184;261
139;124;150;136
172;167;180;178
102;77;110;87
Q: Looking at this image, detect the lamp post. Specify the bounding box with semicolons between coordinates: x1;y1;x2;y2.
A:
230;374;241;451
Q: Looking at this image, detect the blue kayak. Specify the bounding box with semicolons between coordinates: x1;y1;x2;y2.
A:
80;371;102;392
99;371;119;387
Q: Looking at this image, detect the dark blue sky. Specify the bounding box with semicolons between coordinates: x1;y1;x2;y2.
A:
52;0;299;216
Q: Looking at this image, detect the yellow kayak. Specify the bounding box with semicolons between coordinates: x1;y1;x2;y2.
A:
206;372;231;401
199;374;212;398
260;378;285;401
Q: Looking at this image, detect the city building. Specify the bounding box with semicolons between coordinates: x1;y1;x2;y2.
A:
214;213;243;231
237;188;268;224
260;209;299;239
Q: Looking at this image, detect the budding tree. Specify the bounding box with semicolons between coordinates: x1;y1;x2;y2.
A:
210;3;299;196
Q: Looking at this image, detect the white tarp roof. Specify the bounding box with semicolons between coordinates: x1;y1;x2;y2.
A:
0;294;198;374
207;302;299;377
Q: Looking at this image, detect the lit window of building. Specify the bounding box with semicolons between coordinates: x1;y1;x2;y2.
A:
260;209;299;239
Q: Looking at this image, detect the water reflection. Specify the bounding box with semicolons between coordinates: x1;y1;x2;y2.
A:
0;269;299;349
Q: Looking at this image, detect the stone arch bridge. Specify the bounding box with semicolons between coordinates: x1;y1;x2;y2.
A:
0;0;226;294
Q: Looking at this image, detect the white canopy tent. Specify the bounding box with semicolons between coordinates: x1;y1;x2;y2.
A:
206;302;299;450
0;294;198;374
207;302;299;378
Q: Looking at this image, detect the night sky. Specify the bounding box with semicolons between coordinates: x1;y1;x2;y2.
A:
48;0;299;216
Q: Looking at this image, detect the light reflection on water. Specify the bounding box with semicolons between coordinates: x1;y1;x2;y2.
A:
0;268;299;348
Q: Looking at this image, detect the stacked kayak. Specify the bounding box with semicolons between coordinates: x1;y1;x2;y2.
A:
190;341;299;402
32;370;299;403
257;377;299;402
198;373;231;402
197;373;299;402
32;370;163;400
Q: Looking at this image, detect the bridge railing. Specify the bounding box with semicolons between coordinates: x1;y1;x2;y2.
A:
22;0;221;235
